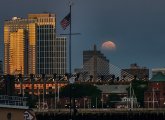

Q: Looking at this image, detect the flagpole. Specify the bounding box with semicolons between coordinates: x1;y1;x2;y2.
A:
60;2;80;76
60;2;80;118
69;4;72;76
69;4;72;120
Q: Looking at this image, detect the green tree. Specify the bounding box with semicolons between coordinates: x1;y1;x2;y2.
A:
60;83;101;98
25;94;38;108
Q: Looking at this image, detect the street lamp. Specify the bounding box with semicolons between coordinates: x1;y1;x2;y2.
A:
68;74;77;119
30;74;34;98
42;74;45;109
53;73;57;109
18;74;23;96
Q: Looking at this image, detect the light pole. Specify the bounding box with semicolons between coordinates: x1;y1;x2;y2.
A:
96;97;97;109
18;74;23;96
69;74;72;120
38;86;40;111
53;73;57;109
68;74;77;120
84;97;86;109
30;74;34;98
42;74;46;109
101;93;103;108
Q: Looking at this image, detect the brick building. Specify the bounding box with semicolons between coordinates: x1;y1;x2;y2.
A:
121;63;149;81
144;72;165;108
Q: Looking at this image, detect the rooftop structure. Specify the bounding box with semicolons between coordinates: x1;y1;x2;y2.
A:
152;68;165;76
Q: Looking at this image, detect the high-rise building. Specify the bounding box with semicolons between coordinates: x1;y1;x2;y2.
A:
83;45;110;81
55;37;67;75
4;13;66;75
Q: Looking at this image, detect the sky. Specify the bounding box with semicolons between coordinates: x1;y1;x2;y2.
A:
0;0;165;72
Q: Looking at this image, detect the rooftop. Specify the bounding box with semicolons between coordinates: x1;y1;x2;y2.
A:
95;85;129;94
150;72;165;82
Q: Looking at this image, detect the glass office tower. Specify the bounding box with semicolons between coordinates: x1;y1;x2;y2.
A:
55;37;67;75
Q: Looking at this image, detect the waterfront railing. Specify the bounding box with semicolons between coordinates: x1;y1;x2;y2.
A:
0;95;29;109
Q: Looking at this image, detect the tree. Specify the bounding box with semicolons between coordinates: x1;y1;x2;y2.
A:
60;83;101;98
25;94;38;108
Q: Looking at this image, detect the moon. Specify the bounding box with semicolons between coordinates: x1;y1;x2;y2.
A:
101;41;116;51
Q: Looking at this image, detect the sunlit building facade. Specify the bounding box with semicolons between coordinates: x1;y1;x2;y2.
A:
4;17;29;75
4;13;66;75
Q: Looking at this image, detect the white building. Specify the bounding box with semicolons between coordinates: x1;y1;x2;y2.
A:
152;68;165;76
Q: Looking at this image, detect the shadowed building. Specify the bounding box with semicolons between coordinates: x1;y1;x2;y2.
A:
55;37;67;75
96;84;129;108
121;63;149;80
96;84;129;97
83;45;109;81
4;13;66;75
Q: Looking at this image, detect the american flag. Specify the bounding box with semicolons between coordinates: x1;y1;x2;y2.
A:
60;13;71;30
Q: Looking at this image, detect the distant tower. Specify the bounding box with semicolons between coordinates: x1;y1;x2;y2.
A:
83;45;109;81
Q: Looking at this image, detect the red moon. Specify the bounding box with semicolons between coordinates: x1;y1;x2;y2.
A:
101;41;116;50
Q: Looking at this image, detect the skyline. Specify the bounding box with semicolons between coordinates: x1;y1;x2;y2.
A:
1;0;165;72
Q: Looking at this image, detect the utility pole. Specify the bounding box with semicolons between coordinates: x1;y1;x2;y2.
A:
153;88;155;109
130;82;133;109
53;73;57;109
69;4;72;76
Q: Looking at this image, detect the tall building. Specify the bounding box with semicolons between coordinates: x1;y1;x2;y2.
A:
55;37;67;75
83;45;110;81
4;13;66;75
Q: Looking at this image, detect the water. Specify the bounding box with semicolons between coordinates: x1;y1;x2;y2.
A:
36;112;165;120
